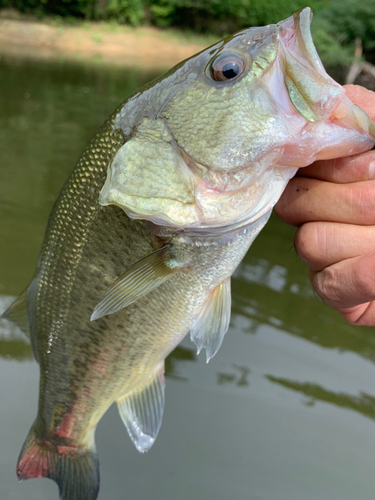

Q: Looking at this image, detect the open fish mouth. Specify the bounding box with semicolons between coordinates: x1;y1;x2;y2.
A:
276;7;374;138
277;8;346;124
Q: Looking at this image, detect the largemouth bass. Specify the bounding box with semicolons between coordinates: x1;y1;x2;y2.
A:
4;7;375;500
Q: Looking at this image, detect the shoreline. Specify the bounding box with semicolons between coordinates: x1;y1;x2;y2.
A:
0;13;216;70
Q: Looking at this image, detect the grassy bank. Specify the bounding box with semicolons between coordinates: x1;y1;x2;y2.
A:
0;9;218;69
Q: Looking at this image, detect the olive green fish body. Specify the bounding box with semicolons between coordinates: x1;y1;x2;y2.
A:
33;194;254;448
24;106;258;451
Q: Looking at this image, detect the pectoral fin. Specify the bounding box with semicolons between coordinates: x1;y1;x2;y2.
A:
117;363;165;453
2;289;30;338
190;278;231;363
91;246;179;321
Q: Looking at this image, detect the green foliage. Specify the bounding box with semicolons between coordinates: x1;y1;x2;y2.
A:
12;0;92;17
148;0;330;33
2;0;92;17
240;0;331;27
106;0;145;25
320;0;375;51
311;16;353;68
1;0;331;30
1;0;41;13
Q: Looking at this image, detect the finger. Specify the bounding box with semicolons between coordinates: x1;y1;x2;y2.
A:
337;302;375;326
310;251;375;310
296;150;375;184
294;222;375;271
274;176;375;226
344;85;375;122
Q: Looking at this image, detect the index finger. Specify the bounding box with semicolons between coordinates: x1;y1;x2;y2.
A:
296;150;375;184
296;85;375;184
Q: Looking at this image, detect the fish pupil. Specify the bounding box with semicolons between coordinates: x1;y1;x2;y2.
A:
209;52;245;82
222;62;239;79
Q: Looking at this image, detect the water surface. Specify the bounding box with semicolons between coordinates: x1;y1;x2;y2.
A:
1;54;375;500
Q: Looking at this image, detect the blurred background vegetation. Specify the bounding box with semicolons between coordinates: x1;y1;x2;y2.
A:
3;0;375;82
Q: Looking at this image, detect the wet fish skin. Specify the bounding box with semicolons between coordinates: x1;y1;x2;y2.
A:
13;107;263;499
4;7;375;500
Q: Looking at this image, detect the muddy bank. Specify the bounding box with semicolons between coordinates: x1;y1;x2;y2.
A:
0;14;215;69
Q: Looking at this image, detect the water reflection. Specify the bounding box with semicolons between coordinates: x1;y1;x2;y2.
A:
234;216;375;363
267;375;375;422
217;365;251;387
0;55;161;297
0;296;32;360
0;335;32;360
165;346;196;380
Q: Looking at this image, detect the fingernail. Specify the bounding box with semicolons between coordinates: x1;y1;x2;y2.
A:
369;160;375;179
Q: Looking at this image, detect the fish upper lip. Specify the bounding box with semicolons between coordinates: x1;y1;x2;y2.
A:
276;7;324;74
277;23;296;47
273;7;346;124
277;8;312;62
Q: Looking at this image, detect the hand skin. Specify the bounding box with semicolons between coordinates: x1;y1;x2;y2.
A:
274;85;375;326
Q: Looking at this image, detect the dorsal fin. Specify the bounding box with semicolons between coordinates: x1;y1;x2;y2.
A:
190;278;231;363
2;289;30;338
117;363;165;453
91;246;180;321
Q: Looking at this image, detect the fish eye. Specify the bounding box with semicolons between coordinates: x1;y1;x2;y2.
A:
210;53;246;82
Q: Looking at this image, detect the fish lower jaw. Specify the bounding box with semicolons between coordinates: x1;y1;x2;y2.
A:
276;112;375;168
189;166;297;234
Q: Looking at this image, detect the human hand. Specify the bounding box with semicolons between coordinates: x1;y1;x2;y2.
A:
274;85;375;326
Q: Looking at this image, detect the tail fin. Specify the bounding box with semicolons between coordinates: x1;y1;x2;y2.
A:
17;424;100;500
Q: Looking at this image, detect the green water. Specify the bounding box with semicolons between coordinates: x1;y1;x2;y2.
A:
1;54;375;500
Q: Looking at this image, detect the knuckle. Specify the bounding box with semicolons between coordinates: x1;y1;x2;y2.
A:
346;315;367;327
313;267;339;304
353;254;375;298
274;191;294;223
294;223;323;266
341;305;374;326
355;273;375;299
352;183;375;224
313;255;375;310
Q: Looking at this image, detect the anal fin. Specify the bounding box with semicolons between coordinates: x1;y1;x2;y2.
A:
190;277;231;363
2;289;30;338
117;363;165;453
91;245;179;321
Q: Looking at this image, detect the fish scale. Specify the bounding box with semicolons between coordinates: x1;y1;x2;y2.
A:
31;114;256;443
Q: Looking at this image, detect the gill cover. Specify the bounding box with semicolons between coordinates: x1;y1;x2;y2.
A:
100;118;198;227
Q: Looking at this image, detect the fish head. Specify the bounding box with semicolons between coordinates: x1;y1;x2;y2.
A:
100;8;375;230
161;7;375;184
